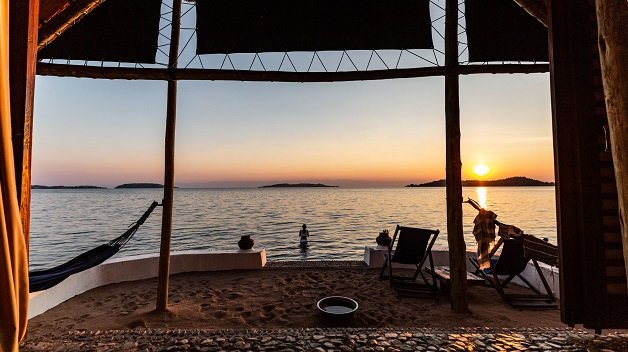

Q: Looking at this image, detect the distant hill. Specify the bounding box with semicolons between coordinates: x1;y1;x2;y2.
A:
406;177;554;187
260;183;338;188
115;183;164;189
32;185;106;189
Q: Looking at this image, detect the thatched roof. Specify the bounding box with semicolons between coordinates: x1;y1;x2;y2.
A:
38;0;161;63
37;0;548;67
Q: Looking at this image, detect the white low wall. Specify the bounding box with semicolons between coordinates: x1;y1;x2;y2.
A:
364;247;473;270
29;249;267;319
363;247;560;296
511;261;560;296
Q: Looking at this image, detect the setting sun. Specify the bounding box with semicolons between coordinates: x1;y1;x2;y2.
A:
473;163;490;177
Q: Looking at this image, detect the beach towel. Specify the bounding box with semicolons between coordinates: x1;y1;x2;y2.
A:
472;209;497;270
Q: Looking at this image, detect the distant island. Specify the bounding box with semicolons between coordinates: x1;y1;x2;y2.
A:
260;183;338;188
115;183;164;189
406;176;554;187
32;185;106;189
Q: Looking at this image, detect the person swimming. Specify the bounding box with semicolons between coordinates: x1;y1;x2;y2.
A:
299;224;309;248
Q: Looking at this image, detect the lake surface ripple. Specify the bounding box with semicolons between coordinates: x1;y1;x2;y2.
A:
29;187;556;270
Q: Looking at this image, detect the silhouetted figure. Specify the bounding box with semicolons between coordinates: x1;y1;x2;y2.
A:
299;224;309;249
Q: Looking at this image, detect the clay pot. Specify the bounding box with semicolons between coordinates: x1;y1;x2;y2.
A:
238;235;254;250
376;232;391;247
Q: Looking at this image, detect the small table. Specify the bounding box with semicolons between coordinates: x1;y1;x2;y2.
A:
426;266;485;295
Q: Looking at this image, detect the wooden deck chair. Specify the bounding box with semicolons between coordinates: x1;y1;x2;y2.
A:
379;225;439;299
469;234;558;309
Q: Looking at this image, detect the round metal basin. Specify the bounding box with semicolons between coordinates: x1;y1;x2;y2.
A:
317;296;358;320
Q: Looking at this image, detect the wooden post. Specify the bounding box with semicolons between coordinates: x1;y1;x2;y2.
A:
9;0;39;251
444;0;468;313
156;0;182;312
596;0;628;289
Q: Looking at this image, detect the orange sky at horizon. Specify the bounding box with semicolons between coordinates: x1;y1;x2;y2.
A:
33;73;554;188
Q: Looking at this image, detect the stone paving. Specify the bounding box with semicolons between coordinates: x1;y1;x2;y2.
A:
21;327;628;351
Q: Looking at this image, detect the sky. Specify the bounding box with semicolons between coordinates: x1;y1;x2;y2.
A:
33;74;553;187
31;0;555;188
32;72;554;188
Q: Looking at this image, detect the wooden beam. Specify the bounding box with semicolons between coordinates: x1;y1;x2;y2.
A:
9;0;39;251
596;0;628;290
35;62;549;82
444;0;468;313
458;64;549;75
156;0;182;312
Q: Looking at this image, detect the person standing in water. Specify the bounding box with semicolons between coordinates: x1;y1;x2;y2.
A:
299;224;309;248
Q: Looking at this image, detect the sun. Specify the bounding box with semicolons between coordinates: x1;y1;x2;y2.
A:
473;163;490;177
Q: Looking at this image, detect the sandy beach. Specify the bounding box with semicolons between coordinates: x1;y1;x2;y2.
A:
26;264;564;341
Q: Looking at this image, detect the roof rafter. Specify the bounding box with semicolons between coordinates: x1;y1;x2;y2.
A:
512;0;548;27
38;0;108;51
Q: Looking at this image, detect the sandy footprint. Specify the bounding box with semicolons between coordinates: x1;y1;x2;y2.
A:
225;292;244;300
211;310;227;319
262;303;276;313
126;320;147;329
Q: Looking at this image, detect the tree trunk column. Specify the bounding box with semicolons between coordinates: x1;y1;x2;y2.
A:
444;0;468;313
596;0;628;289
156;0;182;312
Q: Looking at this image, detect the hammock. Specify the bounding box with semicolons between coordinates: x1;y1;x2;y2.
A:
29;201;160;292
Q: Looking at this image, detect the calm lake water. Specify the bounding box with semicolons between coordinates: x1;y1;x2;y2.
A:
29;187;556;270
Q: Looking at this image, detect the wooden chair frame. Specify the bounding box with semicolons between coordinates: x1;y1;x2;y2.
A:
470;235;558;309
379;225;440;299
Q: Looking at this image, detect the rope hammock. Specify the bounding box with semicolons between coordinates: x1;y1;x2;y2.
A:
29;201;160;292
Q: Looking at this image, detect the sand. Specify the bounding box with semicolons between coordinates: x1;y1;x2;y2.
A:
26;266;564;340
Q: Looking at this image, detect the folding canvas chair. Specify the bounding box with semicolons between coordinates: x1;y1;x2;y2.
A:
469;234;558;309
379;225;439;299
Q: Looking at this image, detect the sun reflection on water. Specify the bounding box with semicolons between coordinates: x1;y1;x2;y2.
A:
476;187;488;209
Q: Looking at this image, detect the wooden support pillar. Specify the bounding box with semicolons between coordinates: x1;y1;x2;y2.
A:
9;0;39;251
444;0;468;313
156;0;182;312
596;0;628;289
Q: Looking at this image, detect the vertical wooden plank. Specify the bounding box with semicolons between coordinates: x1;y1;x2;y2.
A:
548;0;589;328
444;0;468;313
548;0;585;327
156;0;182;312
596;0;628;290
9;0;39;251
